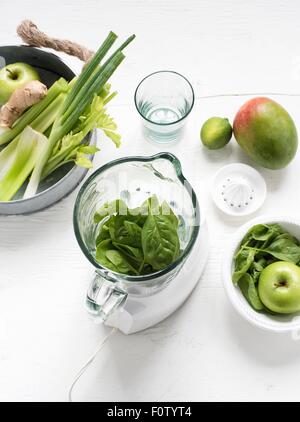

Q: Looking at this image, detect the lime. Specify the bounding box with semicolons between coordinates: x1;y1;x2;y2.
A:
200;117;232;150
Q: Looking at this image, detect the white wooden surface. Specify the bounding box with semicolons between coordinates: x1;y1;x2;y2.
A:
1;0;300;402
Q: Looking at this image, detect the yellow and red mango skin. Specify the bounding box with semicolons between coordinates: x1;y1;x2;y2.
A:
233;97;298;169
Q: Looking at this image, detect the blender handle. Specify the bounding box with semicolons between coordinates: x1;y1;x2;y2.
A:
86;271;127;323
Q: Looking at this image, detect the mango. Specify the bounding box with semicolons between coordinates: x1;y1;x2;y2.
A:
233;97;298;169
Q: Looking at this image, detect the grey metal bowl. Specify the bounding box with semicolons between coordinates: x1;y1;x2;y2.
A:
0;45;95;215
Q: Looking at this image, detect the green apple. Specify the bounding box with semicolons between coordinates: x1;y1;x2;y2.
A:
258;261;300;314
0;62;40;105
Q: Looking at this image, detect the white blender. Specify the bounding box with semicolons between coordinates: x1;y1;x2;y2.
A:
73;152;208;334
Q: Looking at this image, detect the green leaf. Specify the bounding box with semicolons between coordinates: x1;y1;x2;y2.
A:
262;234;300;263
142;211;180;271
232;248;256;285
75;153;93;169
239;273;264;311
96;238;138;275
78;145;100;154
96;224;111;245
239;223;284;249
112;242;144;263
103;129;121;147
109;217;142;248
105;249;138;275
95;239;119;272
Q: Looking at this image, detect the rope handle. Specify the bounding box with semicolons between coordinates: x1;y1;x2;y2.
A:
17;20;94;63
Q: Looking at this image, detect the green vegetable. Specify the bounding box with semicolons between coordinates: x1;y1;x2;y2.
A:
239;273;264;311
232;223;300;312
95;239;138;275
95;239;119;272
141;206;180;271
0;31;135;201
232;248;256;284
262;234;300;263
94;196;181;275
41;92;120;179
113;242;144;264
26;32;135;197
0;127;47;201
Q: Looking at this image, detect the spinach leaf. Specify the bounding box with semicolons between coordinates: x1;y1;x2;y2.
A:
95;239;119;272
250;224;271;241
232;248;256;284
124;221;143;245
105;250;139;275
262;234;300;263
108;216;142;248
239;223;284;249
95;239;139;275
96;223;111;245
142;210;180;270
112;242;144;264
239;273;264;311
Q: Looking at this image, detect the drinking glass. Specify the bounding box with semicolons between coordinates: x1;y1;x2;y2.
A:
134;71;195;144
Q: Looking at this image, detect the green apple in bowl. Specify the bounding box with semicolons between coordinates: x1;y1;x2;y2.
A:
258;261;300;314
0;62;40;105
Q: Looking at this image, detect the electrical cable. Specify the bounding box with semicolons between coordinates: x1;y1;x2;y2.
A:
68;327;117;402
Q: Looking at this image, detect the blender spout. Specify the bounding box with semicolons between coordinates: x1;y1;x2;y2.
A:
148;152;183;180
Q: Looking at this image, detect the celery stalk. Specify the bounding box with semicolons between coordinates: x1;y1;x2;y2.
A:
0;92;66;180
0;127;47;201
0;139;17;180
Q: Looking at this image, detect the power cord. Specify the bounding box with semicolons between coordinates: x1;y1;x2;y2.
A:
68;327;117;402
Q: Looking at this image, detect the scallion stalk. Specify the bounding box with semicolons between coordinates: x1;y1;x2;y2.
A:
60;31;117;116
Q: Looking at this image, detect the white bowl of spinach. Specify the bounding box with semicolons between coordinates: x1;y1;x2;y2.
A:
223;215;300;333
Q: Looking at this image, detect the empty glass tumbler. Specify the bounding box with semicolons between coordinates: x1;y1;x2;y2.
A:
134;71;195;143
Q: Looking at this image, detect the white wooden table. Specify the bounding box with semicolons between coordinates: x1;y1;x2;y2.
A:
1;0;300;402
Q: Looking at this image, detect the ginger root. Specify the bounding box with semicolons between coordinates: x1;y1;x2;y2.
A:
0;80;47;128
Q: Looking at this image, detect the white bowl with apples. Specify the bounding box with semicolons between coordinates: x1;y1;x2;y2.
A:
223;215;300;333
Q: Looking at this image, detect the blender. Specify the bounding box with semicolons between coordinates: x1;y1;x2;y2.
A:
73;152;208;334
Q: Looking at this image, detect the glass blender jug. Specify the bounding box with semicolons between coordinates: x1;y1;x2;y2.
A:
73;153;208;334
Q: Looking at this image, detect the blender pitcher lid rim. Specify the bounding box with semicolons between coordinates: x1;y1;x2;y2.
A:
73;152;200;283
